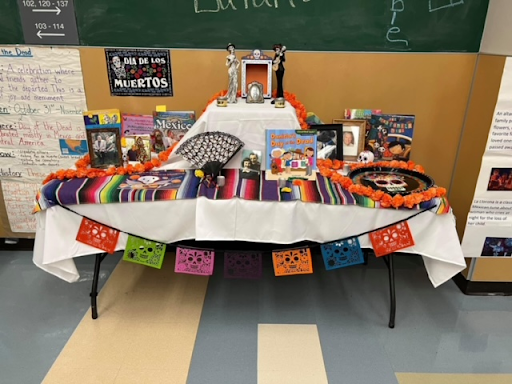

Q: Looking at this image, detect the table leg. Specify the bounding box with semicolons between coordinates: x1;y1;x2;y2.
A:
90;253;107;320
385;254;396;329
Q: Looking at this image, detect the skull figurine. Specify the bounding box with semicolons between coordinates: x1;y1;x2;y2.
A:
252;49;261;59
357;150;375;164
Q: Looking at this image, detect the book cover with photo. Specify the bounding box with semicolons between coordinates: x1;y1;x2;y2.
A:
153;111;196;149
366;114;415;161
239;149;262;180
83;109;122;130
265;129;317;181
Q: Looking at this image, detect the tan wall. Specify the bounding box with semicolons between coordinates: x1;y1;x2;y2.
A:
0;49;478;238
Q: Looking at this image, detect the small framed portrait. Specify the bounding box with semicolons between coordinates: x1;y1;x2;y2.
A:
246;81;264;104
315;124;343;161
87;128;122;169
332;119;366;162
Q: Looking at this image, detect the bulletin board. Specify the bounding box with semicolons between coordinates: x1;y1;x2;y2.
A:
0;48;477;237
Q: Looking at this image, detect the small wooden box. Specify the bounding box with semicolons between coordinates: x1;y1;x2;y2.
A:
241;49;273;99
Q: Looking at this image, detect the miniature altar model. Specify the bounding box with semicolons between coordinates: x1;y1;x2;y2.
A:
241;49;273;99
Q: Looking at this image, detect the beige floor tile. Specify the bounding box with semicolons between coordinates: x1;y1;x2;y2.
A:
396;373;512;384
120;322;199;371
43;367;119;384
114;369;188;384
258;324;328;384
43;254;207;382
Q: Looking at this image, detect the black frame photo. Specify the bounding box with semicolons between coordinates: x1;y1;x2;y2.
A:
87;128;123;169
315;124;343;161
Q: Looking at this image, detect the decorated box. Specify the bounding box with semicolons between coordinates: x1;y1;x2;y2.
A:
241;49;273;99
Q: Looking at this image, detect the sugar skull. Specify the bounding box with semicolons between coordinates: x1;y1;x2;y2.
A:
364;174;407;192
224;252;262;279
175;247;214;276
358;150;375;164
272;248;313;276
321;238;364;270
122;236;166;269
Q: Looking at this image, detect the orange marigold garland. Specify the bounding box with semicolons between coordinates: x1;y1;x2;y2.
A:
317;159;446;209
42;143;178;185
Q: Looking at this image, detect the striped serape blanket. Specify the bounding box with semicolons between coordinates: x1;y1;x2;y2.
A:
34;169;450;214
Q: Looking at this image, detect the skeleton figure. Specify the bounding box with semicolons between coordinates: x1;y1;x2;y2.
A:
111;56;126;79
226;43;240;103
252;49;261;60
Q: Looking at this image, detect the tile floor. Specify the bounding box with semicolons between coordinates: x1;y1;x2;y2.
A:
1;250;512;384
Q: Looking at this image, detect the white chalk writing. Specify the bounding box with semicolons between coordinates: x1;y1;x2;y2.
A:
194;0;310;13
386;0;410;49
429;0;464;13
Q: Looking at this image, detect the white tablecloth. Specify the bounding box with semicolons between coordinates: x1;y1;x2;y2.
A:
33;98;466;287
33;199;465;288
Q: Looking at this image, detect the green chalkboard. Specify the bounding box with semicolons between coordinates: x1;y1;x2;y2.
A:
0;0;24;45
74;0;489;52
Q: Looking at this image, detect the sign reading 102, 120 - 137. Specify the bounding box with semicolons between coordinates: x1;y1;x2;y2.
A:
17;0;79;45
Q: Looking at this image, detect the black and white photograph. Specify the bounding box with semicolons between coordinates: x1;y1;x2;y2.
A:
315;124;343;160
239;149;261;180
87;128;123;169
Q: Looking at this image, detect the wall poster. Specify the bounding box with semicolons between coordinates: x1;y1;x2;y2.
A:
105;49;173;97
0;46;88;232
462;57;512;258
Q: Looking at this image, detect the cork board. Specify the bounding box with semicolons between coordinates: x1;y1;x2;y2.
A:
0;48;478;237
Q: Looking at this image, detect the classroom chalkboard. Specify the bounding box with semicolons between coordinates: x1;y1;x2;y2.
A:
74;0;489;52
0;0;23;45
0;0;489;52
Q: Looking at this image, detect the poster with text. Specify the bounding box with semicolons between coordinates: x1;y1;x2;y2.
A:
105;49;173;97
0;46;88;232
462;58;512;258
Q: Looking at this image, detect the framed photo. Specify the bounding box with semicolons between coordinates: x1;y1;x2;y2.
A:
87;128;123;169
333;119;366;161
246;81;264;103
315;124;343;161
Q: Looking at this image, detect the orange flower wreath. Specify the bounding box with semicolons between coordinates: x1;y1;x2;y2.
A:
42;143;178;185
317;159;447;209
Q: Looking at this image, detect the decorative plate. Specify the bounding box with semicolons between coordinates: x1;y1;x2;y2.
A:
348;167;435;196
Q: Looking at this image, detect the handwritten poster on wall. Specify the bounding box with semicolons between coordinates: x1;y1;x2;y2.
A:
1;181;40;232
462;57;512;258
105;49;173;97
0;46;88;232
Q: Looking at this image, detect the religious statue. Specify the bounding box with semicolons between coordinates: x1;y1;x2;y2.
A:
271;44;286;104
226;43;240;104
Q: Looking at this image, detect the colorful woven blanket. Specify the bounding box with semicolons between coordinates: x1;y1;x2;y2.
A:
34;169;450;214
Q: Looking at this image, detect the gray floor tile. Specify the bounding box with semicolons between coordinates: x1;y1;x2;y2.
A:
0;251;121;384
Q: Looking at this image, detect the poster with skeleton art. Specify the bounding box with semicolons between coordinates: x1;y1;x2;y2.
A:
105;49;173;97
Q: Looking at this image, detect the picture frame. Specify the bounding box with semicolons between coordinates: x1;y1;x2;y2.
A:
246;81;264;104
315;124;343;161
87;128;123;169
332;119;366;161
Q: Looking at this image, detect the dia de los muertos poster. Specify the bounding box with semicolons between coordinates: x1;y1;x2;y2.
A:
105;49;173;97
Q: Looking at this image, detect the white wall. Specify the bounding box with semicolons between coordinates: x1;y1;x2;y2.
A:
480;0;512;55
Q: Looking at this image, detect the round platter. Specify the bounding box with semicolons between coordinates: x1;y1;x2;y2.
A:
348;167;435;196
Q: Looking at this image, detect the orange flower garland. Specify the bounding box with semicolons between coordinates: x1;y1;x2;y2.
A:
317;159;447;209
202;90;309;130
42;143;178;185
